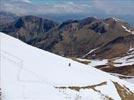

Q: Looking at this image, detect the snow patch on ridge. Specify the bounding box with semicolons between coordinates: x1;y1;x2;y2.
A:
112;17;122;22
82;47;99;58
114;48;134;67
132;31;134;34
88;59;108;67
121;25;131;33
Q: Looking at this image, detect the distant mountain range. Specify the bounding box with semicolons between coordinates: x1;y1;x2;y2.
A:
1;12;133;58
0;11;134;79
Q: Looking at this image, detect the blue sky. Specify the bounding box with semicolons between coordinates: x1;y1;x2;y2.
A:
1;0;134;24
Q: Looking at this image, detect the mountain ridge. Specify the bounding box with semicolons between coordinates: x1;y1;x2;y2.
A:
1;15;133;55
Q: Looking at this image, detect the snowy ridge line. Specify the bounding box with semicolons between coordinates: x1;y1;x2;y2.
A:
121;25;131;33
112;17;122;22
128;46;134;51
82;47;99;58
113;47;134;67
1;50;55;86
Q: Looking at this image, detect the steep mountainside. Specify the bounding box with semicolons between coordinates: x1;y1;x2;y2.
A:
1;32;134;100
37;18;132;58
1;15;58;42
85;34;134;59
1;16;133;59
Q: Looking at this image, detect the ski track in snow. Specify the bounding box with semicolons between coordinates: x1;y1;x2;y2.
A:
1;50;57;100
1;51;26;100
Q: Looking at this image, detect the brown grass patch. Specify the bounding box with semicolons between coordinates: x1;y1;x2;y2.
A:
55;82;107;92
55;82;114;100
100;65;134;76
113;82;134;100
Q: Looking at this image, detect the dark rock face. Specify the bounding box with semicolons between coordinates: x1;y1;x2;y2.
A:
0;11;18;25
1;15;58;42
0;11;18;33
1;15;133;59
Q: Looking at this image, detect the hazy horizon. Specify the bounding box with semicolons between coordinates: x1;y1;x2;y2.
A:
1;0;134;25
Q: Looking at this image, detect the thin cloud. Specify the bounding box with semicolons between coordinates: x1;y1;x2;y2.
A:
1;0;92;15
22;0;31;3
93;0;134;15
2;0;31;3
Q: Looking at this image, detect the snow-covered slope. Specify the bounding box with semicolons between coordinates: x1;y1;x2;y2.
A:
77;47;134;84
86;47;134;67
113;47;134;67
1;32;134;100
